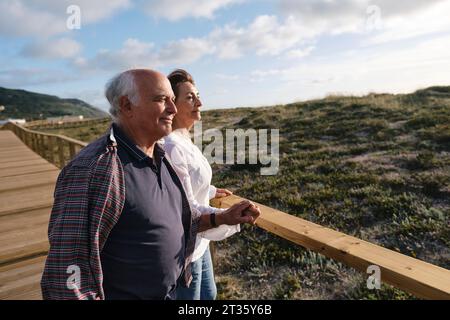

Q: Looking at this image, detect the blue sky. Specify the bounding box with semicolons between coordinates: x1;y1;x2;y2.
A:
1;0;450;113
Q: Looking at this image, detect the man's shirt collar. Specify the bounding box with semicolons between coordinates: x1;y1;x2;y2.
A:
111;123;165;163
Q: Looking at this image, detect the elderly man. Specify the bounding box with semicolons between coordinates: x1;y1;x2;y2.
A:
41;69;260;300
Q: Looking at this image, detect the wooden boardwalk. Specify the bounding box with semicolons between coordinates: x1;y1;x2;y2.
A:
0;130;59;300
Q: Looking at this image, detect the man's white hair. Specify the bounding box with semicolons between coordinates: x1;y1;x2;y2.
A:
105;70;139;121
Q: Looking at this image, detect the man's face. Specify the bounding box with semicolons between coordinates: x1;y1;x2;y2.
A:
129;72;177;140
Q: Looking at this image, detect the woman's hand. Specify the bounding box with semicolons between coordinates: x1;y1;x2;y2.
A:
215;188;233;198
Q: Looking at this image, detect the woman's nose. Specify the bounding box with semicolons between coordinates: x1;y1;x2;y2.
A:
196;97;202;108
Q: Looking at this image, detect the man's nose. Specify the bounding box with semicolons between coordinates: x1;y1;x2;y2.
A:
167;99;177;114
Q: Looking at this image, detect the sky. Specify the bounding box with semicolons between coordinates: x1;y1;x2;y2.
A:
1;0;450;113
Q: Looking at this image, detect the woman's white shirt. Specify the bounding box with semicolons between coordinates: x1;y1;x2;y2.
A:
162;128;240;262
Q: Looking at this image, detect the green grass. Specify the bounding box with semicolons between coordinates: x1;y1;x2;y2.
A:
44;86;450;300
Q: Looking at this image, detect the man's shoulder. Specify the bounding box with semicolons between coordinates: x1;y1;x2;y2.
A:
66;133;111;169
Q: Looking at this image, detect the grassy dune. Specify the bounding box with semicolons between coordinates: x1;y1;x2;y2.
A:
43;86;450;299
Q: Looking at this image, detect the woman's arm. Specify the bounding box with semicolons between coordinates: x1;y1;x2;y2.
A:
165;142;241;240
164;142;219;215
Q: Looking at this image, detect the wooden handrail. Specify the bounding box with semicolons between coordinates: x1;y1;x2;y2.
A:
211;195;450;300
1;121;87;168
25;117;110;130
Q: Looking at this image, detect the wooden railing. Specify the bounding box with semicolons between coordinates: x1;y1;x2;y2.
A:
1;121;87;169
211;195;450;300
2;120;450;300
25;117;110;130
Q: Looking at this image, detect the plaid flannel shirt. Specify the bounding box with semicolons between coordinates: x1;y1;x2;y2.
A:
41;128;200;300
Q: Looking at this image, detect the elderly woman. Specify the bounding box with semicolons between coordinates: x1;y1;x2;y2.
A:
163;69;239;300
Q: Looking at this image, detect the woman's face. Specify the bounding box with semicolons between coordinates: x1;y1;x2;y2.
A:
175;81;202;126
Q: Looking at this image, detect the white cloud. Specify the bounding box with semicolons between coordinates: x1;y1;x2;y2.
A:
210;15;314;59
215;73;240;81
158;38;215;65
0;68;81;87
278;0;368;35
0;0;131;37
21;38;82;59
278;0;450;41
77;38;157;71
246;34;450;104
77;14;316;71
365;0;450;45
250;69;285;83
61;88;109;111
0;1;65;37
77;37;216;72
204;33;450;108
285;46;315;59
209;24;245;59
143;0;242;21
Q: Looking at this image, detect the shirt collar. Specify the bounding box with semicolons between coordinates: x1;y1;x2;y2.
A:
111;123;165;162
173;128;191;139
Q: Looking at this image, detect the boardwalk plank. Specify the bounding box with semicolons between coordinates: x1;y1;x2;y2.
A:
0;207;50;265
0;154;42;164
0;163;57;178
0;185;54;216
0;207;51;233
0;170;59;193
0;256;45;300
0;158;51;170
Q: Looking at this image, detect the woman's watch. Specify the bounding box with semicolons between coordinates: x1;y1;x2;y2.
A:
210;213;218;228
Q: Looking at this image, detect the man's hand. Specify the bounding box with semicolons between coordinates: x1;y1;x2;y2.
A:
215;188;233;198
217;200;261;226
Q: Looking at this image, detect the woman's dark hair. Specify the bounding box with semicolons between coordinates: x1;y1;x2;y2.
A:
167;69;195;100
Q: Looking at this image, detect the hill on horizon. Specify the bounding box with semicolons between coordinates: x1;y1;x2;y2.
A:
0;87;108;121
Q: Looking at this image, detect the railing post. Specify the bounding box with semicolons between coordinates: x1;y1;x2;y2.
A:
57;138;65;168
28;132;32;149
40;135;45;157
31;133;36;152
32;133;37;152
34;133;39;152
69;143;76;160
47;135;55;164
24;131;29;147
37;134;42;158
41;135;46;158
41;135;46;159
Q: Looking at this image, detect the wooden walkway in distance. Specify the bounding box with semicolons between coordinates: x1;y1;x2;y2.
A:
0;130;59;300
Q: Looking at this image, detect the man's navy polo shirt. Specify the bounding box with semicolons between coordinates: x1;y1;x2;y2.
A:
101;124;185;300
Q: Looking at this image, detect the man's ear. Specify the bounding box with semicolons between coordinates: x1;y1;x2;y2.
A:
119;96;132;117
